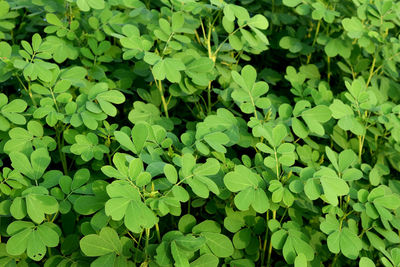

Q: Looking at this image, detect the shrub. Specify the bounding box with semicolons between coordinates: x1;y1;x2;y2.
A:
0;0;400;266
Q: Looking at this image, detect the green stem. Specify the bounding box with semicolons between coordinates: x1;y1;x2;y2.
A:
266;210;276;267
365;56;376;88
155;223;161;243
157;79;169;118
144;228;150;261
260;211;269;266
213;25;246;57
207;81;212;114
274;149;280;180
16;75;36;107
56;128;68;175
332;254;339;267
327;55;331;83
134;230;143;263
358;135;365;163
306;19;321;64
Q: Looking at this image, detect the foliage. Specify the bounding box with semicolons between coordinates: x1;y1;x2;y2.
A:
0;0;400;266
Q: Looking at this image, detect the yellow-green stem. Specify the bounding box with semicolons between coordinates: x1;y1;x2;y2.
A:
155;223;161;243
306;19;321;64
366;56;376;88
358;135;365;163
157;79;169;118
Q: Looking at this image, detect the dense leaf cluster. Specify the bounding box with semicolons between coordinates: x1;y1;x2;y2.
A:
0;0;400;266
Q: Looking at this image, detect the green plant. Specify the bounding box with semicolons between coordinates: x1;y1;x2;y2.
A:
0;0;400;266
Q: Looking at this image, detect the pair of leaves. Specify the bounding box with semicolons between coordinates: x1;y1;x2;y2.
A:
231;65;270;115
196;108;242;153
254;124;296;168
114;122;149;154
70;133;109;161
101;153;152;187
6;221;59;261
80;226;134;266
86;83;125;117
271;228;315;264
224;165;269;213
320;215;362;260
105;180;158;233
0;94;27;131
292;100;332;137
304;167;349;206
325;147;363;180
330;99;365;136
4;120;55;154
10;186;58;224
9;148;51;180
179;154;220;198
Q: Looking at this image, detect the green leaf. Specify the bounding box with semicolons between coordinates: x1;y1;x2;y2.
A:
272;124;287;147
292;118;308;138
9;152;34;180
204;132;229;153
193;158;220;177
282;230;314;264
132;123;148;153
32;34;42;51
190;254;219;267
46;13;63;27
186;58;214;73
233;228;252;249
329;99;354;119
202;232;234;258
175;236;206;252
164;164;178;184
302;105;332;122
24;187;58;223
224;165;259;192
234;187;254;211
105;181;158;233
6;222;59;261
294;253;308;267
172;12;185;32
0;42;12;58
282;0;302;7
359;257;376;267
178;214;196;234
248;14;269;30
153;58;186;83
171;241;189;267
114;131;136;153
340;227;362;259
317;167;349;206
80;227;121;256
30;148;51;180
342;17;364;38
252;188;269;213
